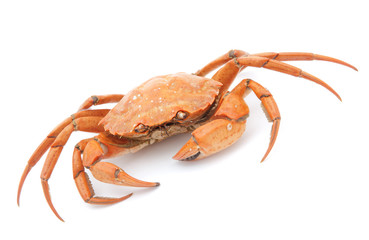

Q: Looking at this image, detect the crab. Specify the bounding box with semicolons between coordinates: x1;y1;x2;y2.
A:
17;49;357;221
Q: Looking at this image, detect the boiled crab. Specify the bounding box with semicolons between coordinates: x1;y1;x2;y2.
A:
17;49;357;221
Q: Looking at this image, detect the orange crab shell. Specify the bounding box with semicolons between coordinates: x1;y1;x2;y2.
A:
100;72;223;136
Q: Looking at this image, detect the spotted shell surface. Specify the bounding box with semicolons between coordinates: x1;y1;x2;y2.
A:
100;72;222;136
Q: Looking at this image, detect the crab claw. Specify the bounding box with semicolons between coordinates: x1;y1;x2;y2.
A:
90;162;160;187
173;119;246;161
173;137;201;161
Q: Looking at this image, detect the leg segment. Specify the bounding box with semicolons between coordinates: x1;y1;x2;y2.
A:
251;52;357;71
17;109;109;206
78;94;124;111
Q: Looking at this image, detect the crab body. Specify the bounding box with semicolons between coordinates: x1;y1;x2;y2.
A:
17;49;357;221
101;72;222;139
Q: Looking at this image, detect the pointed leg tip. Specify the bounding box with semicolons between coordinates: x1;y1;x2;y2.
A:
300;71;343;101
260;153;269;163
51;206;65;222
17;193;21;206
87;193;134;205
313;53;358;72
333;91;342;102
342;62;358;72
57;215;65;222
119;192;134;201
111;193;134;204
17;164;32;208
124;192;134;199
155;182;160;187
41;179;65;222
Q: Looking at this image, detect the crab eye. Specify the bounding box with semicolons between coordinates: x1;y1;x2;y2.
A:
134;123;148;133
176;111;188;120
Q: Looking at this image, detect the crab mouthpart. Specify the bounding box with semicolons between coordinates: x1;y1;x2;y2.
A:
173;137;201;161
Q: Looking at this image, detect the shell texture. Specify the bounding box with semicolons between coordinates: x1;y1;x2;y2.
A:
100;72;222;136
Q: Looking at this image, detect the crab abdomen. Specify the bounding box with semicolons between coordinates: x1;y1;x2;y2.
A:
100;72;222;136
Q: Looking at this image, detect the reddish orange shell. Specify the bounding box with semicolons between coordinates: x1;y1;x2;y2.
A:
100;72;222;136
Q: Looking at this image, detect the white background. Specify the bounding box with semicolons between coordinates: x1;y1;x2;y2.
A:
1;0;368;239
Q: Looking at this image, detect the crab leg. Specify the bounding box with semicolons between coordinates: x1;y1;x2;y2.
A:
213;55;343;100
195;49;356;77
81;137;159;187
251;52;357;71
70;135;159;220
78;94;124;111
17;109;109;206
41;116;106;221
173;79;281;163
73;139;133;205
246;79;280;162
